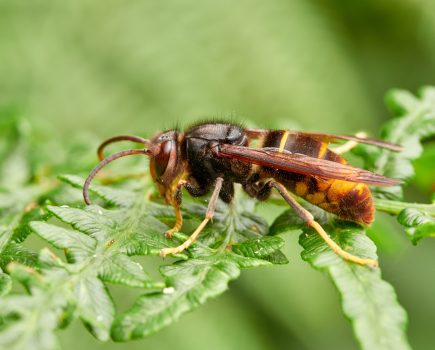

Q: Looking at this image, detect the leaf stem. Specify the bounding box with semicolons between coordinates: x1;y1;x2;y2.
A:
374;198;435;216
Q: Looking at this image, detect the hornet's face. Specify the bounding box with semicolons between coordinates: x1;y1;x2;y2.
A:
83;130;185;206
148;130;184;202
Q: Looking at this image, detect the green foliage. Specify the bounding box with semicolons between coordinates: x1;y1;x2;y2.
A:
113;215;285;341
397;203;435;244
354;86;435;200
0;87;434;349
354;87;435;248
271;205;410;350
0;170;285;349
300;228;410;350
0;115;51;271
267;87;435;350
0;268;11;297
413;143;435;192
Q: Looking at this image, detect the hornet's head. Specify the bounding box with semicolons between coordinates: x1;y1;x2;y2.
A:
147;130;185;200
83;131;184;205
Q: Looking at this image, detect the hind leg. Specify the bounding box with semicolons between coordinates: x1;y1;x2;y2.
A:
332;132;368;154
268;180;378;268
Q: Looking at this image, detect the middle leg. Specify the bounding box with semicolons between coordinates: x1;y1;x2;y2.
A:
160;177;224;257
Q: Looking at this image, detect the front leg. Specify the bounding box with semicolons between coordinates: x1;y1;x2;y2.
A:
164;180;186;238
164;178;210;238
160;177;224;257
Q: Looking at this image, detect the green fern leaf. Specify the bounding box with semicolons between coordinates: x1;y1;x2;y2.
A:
112;236;281;340
0;115;54;270
0;268;11;297
0;173;287;347
300;227;410;350
0;262;70;350
354;86;435;200
112;256;240;340
271;204;410;350
397;205;435;244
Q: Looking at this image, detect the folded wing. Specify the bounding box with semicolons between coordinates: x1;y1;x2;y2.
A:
218;144;400;186
245;128;402;152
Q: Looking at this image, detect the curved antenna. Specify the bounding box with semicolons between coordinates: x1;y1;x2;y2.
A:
97;135;149;160
83;149;148;205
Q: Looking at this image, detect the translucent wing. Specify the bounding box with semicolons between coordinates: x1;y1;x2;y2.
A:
218;144;400;186
245;128;402;152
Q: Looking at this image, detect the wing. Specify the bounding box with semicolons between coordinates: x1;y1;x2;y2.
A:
245;128;402;152
218;144;400;186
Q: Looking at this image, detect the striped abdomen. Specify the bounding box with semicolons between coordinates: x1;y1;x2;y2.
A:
262;131;375;225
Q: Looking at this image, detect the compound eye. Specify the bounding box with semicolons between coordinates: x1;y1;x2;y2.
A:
155;140;172;177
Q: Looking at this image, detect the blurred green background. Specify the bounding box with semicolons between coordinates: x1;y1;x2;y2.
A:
1;0;435;349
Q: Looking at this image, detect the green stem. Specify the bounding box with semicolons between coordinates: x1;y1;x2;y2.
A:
374;198;435;216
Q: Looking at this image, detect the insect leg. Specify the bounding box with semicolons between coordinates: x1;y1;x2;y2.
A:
331;132;367;154
269;180;378;268
164;180;186;238
160;177;224;257
243;181;272;201
183;181;210;197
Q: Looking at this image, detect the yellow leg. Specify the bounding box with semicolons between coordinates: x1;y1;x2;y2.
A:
270;180;378;268
160;217;211;257
332;132;367;154
164;200;183;238
160;177;223;257
308;220;378;268
164;179;188;238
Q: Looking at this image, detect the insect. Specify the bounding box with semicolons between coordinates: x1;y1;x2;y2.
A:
83;122;401;267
